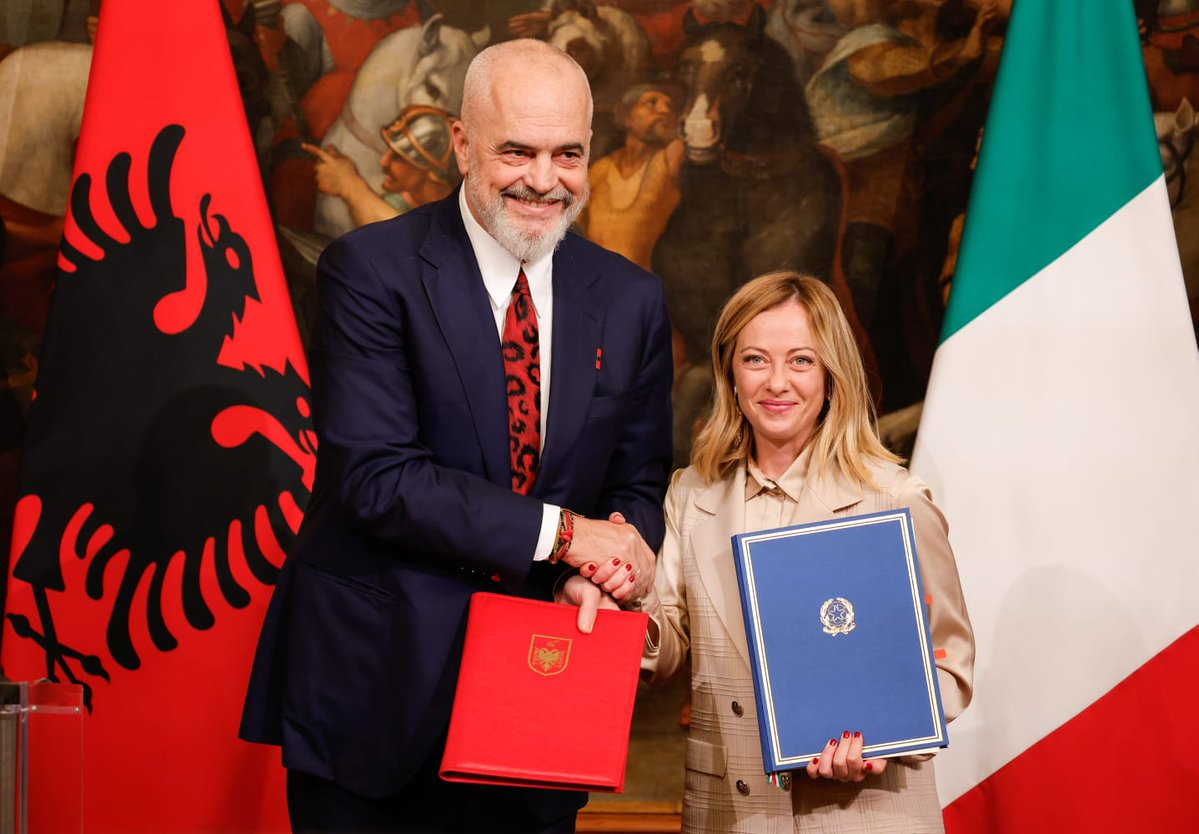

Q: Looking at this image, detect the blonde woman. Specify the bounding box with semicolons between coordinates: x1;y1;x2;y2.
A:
567;271;974;832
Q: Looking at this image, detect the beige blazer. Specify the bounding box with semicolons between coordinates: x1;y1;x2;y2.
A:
642;459;975;834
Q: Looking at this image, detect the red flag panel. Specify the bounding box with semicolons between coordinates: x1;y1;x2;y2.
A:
2;1;313;831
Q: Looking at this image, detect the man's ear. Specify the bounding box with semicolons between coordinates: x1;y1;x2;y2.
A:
451;121;470;177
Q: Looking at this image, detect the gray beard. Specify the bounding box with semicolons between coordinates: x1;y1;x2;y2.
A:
468;176;589;263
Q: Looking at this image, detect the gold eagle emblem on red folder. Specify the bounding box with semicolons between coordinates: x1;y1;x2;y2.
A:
528;635;572;676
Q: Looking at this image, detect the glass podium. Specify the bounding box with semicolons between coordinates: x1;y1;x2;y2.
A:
0;681;84;834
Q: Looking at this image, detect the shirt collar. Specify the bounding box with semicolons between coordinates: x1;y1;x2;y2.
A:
745;444;813;503
459;185;554;314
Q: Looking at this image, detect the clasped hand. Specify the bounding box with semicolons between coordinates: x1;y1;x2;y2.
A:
557;512;653;632
806;731;889;782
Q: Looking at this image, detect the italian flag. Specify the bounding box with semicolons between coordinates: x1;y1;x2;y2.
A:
911;0;1199;830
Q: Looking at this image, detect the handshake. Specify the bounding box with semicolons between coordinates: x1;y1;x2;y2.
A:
553;511;655;633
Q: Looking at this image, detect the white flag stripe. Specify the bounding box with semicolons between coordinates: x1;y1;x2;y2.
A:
915;176;1199;806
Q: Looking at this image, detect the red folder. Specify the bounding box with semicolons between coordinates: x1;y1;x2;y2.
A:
439;592;649;792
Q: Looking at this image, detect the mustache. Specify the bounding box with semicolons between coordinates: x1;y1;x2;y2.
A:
500;184;575;207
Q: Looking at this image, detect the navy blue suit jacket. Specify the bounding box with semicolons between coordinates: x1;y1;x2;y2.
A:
240;192;674;806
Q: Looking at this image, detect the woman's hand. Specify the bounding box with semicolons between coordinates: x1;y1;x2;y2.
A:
805;731;889;782
574;512;650;601
557;574;621;634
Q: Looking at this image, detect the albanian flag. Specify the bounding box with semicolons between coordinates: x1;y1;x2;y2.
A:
1;1;313;831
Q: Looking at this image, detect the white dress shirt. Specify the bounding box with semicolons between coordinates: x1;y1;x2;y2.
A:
459;187;560;561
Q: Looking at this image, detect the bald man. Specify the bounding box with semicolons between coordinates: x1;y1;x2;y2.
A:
240;39;674;833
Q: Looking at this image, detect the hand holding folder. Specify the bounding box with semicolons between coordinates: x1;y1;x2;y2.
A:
440;593;649;792
733;508;949;773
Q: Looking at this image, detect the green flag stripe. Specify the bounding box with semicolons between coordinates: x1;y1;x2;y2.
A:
941;0;1161;343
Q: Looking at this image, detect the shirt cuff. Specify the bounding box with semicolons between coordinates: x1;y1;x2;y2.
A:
533;503;561;561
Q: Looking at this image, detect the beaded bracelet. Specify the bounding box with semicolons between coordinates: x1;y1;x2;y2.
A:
549;508;577;564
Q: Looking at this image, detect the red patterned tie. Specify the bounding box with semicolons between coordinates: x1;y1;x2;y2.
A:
502;269;540;494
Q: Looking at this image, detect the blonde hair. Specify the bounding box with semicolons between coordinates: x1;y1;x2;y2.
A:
691;271;899;484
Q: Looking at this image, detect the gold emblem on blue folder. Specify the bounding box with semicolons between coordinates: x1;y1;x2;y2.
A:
820;597;856;636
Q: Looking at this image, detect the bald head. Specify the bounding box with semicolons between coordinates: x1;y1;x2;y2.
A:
460;39;594;128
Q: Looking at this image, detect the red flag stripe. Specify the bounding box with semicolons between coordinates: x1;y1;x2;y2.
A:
944;625;1199;833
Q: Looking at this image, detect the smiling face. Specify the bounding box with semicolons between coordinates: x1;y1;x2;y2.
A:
732;300;828;465
453;53;592;263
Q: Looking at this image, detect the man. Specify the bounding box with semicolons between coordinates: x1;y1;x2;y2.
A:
580;83;684;272
302;104;460;228
240;39;674;833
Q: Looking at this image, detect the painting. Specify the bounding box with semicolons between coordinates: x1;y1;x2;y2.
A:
2;0;1198;823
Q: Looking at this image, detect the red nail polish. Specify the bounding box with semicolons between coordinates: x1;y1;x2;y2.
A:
612;558;621;566
843;731;850;739
853;731;861;739
829;738;838;747
627;573;635;583
625;563;633;571
811;757;819;766
864;762;873;773
584;563;596;574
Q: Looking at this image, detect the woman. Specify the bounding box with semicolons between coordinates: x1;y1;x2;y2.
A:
567;271;974;832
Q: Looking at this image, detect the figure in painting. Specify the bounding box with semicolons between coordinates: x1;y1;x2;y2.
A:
581;81;693;463
303;104;459;228
259;0;422;224
805;0;1002;408
580;83;684;270
311;14;486;237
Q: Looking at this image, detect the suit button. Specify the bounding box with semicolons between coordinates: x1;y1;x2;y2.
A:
778;773;792;791
736;780;750;795
731;700;744;716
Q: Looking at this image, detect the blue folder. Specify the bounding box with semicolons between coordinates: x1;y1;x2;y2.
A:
732;508;947;773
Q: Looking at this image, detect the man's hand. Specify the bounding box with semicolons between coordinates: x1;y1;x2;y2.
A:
557;574;620;634
563;512;656;602
302;142;369;201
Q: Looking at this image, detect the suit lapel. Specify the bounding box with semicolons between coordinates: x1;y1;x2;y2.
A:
536;238;601;492
800;461;864;518
419;196;511;486
691;469;753;667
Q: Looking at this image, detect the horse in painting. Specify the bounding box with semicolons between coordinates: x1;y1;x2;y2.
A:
652;8;844;367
